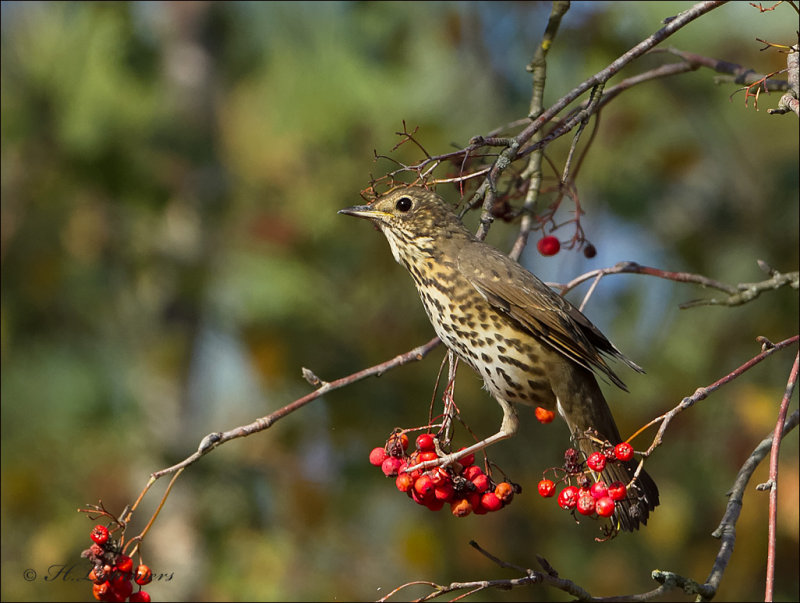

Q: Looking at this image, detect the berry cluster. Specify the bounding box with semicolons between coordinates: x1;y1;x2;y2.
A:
369;431;520;517
537;443;637;529
82;525;152;602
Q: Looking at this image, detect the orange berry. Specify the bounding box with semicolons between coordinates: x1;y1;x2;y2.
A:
494;481;514;503
534;406;555;424
450;497;472;517
134;565;153;586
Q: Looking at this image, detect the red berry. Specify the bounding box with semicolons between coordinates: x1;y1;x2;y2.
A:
451;497;472;517
534;406;555;423
414;475;435;499
381;456;403;477
595;496;616;517
589;480;608;499
537;236;560;256
395;472;414;492
468;492;486;515
415;433;435;451
576;492;596;516
369;447;388;466
463;465;483;481
115;554;134;574
456;447;475;467
586;452;606;472
424;497;445;512
418;450;439;463
434;480;455;502
607;481;628;501
471;473;491;493
537;479;556;498
480;492;503;512
111;574;133;600
614;442;634;462
130;591;151;603
90;525;109;546
557;485;579;509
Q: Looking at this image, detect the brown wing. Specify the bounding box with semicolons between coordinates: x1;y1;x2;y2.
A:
457;243;642;390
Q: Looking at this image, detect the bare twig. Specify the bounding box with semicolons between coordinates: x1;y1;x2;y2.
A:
551;260;798;308
628;335;799;455
702;409;800;601
762;352;799;602
150;337;441;479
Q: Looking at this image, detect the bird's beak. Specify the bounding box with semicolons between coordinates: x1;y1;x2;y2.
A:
338;205;390;221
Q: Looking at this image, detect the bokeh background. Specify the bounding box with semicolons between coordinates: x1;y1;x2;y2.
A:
1;2;798;601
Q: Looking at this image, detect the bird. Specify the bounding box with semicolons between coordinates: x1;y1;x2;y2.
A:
339;186;659;530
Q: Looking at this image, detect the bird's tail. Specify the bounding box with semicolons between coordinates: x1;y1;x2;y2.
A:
555;369;659;532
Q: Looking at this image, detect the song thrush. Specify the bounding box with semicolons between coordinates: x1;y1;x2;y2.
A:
340;186;659;530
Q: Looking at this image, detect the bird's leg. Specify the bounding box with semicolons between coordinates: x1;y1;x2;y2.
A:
406;398;519;472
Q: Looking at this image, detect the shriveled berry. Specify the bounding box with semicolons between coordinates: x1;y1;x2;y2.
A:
495;481;514;503
451;497;472;517
369;447;388;466
534;406;555;424
537;479;556;498
480;492;503;512
576;493;596;516
537;236;561;256
614;442;634;462
595;496;616;517
589;480;608;499
563;448;582;473
90;525;109;546
607;481;628;501
557;485;579;509
586;452;606;472
583;243;597;259
381;456;404;477
415;433;435;452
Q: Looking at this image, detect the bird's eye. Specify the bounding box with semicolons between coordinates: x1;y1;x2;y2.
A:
395;197;412;213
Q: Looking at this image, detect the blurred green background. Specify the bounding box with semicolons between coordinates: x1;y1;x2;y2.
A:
1;2;798;601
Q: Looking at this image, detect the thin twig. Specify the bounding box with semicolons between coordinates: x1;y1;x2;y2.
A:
762;352;799;602
551;260;798;308
701;409;800;602
151;337;441;479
